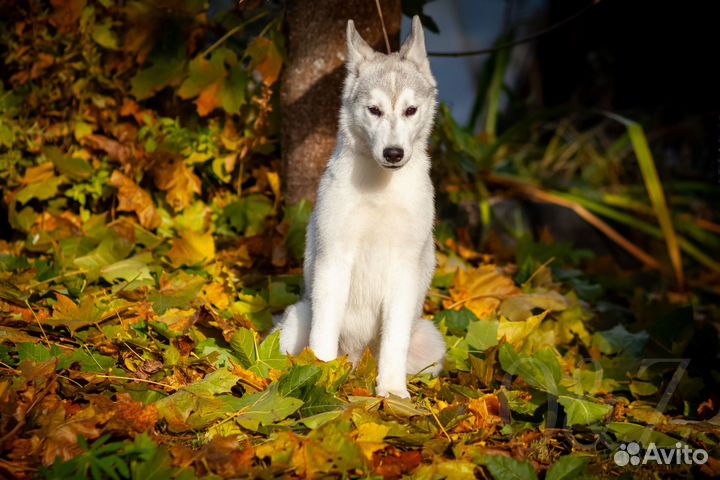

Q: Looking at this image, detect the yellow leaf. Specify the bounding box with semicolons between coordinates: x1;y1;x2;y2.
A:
497;311;547;348
446;265;520;318
467;394;502;430
266;170;281;207
201;282;230;310
167;230;215;267
355;423;389;460
152;160;201;212
21;162;55;184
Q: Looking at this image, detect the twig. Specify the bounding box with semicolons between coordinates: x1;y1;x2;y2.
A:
25;299;50;347
94;375;176;390
446;293;514;311
428;0;603;57
424;398;452;441
374;0;391;54
199;11;270;58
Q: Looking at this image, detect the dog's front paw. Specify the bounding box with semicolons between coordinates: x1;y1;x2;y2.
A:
375;385;410;399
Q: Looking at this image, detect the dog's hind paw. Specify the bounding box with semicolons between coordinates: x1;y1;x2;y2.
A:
375;386;410;399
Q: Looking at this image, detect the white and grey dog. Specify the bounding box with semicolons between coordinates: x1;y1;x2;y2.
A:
278;16;446;398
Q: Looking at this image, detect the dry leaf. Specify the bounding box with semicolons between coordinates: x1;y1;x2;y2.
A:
152;160;202;212
109;171;161;229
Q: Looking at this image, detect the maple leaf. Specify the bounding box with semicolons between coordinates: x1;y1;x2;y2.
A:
109;171;161;229
446;265;520;319
152;159;201;212
45;293;101;334
246;37;283;86
166;230;216;267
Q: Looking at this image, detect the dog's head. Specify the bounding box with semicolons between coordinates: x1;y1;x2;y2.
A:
341;16;437;171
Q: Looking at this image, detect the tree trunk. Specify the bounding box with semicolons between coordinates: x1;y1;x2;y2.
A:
280;0;402;205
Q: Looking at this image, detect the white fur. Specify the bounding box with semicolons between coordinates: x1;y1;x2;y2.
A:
278;16;445;398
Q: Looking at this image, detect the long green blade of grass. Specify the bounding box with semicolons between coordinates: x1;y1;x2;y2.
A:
484;46;510;139
605;113;684;286
553;191;720;273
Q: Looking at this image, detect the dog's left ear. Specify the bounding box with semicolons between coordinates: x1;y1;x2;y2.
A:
346;20;376;69
400;16;434;83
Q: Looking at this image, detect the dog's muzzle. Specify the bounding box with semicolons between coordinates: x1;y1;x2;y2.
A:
382;147;405;169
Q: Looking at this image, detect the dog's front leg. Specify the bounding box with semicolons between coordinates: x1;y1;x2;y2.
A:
308;253;352;361
376;259;419;398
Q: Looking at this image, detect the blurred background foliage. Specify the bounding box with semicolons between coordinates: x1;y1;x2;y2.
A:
0;0;719;478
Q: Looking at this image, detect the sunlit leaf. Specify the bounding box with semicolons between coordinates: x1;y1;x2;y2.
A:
557;396;612;426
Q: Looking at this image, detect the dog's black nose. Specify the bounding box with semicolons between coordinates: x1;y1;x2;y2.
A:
383;147;404;163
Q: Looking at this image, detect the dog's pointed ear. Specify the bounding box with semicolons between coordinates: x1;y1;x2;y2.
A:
400;16;433;80
346;20;375;68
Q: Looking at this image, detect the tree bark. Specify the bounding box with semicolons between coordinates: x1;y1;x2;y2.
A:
280;0;402;205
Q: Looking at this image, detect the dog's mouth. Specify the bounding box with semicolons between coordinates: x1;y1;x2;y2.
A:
381;163;405;170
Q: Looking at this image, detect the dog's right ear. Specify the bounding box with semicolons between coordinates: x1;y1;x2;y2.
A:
346;20;375;69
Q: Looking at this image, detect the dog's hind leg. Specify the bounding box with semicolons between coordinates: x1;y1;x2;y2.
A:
406;319;446;376
278;300;312;356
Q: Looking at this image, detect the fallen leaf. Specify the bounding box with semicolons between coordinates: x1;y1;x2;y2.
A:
110;171;161;229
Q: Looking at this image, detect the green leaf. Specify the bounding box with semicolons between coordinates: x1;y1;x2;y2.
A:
45;294;103;334
268;282;299;311
436;307;477;336
131;56;186;101
607;422;682;448
233;386;303;431
229;327;257;368
92;18;119;50
465;318;499;352
100;254;153;285
177;50;226;99
184;369;239;395
44;146;92;180
154;369;241;432
298;410;343;429
74;236;133;281
148;272;206;315
591;324;648;357
284;200;312;260
15;175;65;204
499;344;560;394
58;349;116;372
557;396;612;426
484;455;538;480
222;195;274;236
219;64;247;114
129;434;177;480
277;364;322;398
17;342;63;363
545;455;587;480
249;331;288;377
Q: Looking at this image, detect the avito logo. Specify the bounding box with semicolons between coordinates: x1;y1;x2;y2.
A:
614;442;708;466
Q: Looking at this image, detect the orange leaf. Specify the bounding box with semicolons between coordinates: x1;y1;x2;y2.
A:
246;37;282;86
110;171;161;229
445;265;520;319
152;160;202;211
196;81;223;116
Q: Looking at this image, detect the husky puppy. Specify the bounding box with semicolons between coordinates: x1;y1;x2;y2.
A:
278;16;445;398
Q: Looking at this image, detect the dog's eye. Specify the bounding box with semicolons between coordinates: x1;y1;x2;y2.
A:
405;106;418;116
368;106;382;116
